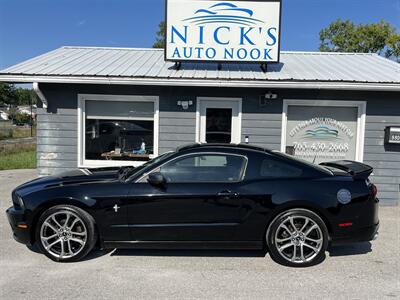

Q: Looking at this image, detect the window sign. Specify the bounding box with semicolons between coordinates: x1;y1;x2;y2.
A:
285;106;358;164
165;0;282;63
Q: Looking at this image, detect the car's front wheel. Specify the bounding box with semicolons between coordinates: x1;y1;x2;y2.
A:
35;205;97;262
266;208;328;267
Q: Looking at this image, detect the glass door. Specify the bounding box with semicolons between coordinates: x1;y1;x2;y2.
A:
205;108;232;143
198;99;241;144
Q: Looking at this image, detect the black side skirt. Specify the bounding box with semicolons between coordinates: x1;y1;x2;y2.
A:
103;240;263;250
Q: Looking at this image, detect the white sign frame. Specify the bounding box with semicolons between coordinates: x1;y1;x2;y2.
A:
165;0;282;63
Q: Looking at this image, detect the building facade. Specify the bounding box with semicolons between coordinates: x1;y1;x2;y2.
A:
0;47;399;205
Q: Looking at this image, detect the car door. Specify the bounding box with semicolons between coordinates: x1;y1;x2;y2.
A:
126;153;249;242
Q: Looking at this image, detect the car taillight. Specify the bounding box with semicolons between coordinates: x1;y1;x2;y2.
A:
370;184;378;199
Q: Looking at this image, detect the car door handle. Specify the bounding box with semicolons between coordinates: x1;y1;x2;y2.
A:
216;191;239;198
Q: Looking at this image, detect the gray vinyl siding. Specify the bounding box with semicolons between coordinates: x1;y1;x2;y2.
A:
363;101;400;206
158;111;196;154
36;106;78;177
241;96;282;150
36;84;399;205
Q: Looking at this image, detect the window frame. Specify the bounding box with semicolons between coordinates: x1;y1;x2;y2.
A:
136;152;249;184
78;94;159;168
196;97;242;144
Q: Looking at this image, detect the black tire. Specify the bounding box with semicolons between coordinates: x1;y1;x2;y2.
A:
35;205;97;262
266;208;329;267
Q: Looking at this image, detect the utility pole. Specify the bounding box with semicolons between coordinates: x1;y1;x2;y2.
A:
30;94;33;137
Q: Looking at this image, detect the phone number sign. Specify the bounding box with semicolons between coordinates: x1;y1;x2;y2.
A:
286;117;357;163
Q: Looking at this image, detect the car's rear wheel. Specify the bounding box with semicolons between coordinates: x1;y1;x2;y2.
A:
35;205;97;262
266;208;328;267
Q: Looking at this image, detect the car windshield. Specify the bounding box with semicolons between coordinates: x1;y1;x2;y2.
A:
271;151;333;175
120;151;175;181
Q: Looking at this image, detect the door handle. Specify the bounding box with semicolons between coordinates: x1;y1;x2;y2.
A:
216;190;239;198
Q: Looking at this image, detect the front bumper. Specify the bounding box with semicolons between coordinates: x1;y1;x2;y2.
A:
5;206;32;245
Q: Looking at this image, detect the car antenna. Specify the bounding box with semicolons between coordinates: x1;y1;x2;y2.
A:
312;154;317;164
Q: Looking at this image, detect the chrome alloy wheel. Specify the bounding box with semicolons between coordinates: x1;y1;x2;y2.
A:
40;211;87;259
274;216;323;264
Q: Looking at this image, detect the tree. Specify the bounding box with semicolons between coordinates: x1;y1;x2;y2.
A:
319;19;400;62
153;21;166;49
0;83;37;106
14;88;37;106
0;83;16;105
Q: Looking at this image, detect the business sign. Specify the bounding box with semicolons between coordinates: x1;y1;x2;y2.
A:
385;127;400;144
286;106;359;164
165;0;282;63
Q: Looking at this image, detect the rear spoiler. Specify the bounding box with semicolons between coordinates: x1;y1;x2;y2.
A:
319;160;373;180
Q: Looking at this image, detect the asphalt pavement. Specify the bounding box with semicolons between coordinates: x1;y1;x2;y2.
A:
0;169;399;299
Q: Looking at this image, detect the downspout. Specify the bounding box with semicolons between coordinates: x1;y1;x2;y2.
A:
32;82;47;109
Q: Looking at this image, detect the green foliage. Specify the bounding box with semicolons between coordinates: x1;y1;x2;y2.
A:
14;88;37;105
320;19;400;62
6;107;32;125
0;83;16;104
0;149;36;170
12;112;32;125
0;83;38;106
153;21;166;49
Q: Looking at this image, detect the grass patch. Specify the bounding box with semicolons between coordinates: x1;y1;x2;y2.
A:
0;149;36;170
11;127;36;139
0;125;36;140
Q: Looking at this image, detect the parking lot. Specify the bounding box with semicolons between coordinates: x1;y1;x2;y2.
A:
0;169;399;299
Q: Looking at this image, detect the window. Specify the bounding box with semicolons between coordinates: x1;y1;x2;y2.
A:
79;95;159;167
159;154;247;183
260;158;303;178
85;119;154;160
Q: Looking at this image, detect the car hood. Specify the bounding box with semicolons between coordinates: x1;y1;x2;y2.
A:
14;167;123;196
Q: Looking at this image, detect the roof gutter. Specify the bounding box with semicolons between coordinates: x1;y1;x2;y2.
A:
2;75;400;92
32;82;48;109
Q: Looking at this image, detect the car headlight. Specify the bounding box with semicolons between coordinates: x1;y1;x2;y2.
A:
13;194;25;209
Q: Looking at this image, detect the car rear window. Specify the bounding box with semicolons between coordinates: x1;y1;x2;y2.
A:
260;158;303;178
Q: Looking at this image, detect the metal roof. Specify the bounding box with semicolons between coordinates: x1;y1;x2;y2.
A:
0;46;399;90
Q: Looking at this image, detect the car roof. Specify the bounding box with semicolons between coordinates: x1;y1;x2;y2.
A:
176;143;272;154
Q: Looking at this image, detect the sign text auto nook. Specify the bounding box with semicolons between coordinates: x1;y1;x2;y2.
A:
165;0;282;63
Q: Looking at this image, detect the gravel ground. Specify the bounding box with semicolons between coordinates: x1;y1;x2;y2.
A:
0;169;399;300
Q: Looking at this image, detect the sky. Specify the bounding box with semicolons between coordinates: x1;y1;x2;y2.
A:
0;0;399;70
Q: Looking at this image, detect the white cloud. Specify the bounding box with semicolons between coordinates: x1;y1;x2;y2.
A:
76;19;86;27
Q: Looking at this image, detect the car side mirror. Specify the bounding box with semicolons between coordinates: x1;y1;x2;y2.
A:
147;172;166;187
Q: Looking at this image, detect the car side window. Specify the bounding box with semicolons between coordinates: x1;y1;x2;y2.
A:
260;158;303;178
159;154;247;183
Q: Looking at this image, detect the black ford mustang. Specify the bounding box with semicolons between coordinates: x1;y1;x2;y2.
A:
6;144;379;267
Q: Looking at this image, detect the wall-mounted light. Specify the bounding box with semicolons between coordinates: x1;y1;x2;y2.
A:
265;91;278;100
259;91;278;107
177;100;193;110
